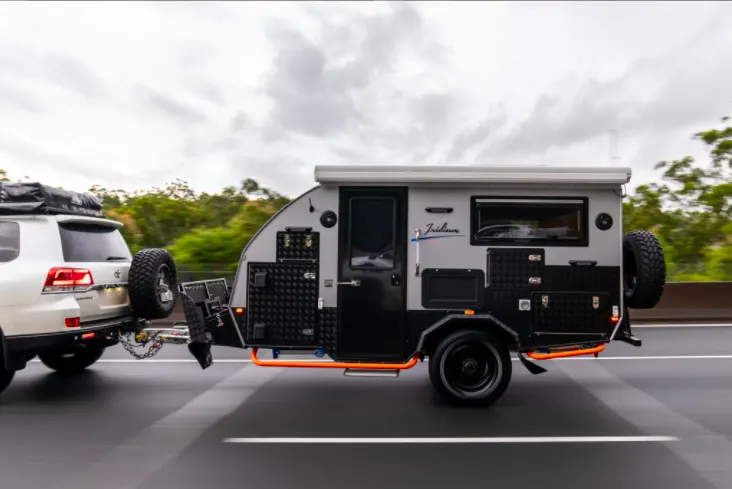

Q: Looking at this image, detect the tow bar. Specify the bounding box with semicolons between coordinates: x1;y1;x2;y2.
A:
117;323;193;360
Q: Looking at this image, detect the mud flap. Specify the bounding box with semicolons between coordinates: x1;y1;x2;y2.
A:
188;341;213;370
517;352;547;375
181;293;214;369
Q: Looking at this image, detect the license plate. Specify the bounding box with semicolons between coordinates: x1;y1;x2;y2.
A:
100;287;128;306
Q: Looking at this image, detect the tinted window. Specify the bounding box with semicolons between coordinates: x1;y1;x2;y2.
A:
349;197;395;269
59;223;132;262
0;221;20;263
473;198;588;246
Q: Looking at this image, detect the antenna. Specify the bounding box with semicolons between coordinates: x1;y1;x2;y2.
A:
609;129;620;162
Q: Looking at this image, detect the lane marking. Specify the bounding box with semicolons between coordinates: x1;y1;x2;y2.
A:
28;354;732;364
557;359;732;489
54;364;283;489
222;436;678;444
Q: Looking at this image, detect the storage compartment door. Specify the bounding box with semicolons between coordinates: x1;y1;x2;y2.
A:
245;262;319;348
530;291;614;342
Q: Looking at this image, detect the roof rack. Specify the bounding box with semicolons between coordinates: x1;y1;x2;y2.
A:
0;182;104;218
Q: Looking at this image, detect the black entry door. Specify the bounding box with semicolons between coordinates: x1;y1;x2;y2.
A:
337;187;408;361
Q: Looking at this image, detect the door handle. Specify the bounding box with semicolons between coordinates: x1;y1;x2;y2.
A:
337;280;361;287
569;260;597;267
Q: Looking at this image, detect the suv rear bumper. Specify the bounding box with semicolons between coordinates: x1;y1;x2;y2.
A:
1;315;138;371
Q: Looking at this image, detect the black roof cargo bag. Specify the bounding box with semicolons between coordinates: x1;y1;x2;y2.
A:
0;182;104;218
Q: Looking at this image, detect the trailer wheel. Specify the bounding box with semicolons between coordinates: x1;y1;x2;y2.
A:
128;248;179;320
429;329;512;406
623;230;666;309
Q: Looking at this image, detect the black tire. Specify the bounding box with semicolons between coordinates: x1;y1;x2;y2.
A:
623;230;666;309
38;346;105;375
128;248;179;320
0;368;13;395
0;346;15;395
429;329;512;407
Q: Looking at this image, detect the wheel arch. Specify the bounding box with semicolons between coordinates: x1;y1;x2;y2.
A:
416;314;519;358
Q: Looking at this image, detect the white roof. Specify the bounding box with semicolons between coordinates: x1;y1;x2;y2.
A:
314;165;631;186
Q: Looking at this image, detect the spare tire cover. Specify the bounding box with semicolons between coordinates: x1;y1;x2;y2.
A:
128;248;179;320
622;230;666;309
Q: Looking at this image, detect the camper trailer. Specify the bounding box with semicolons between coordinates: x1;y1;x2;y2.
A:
174;165;666;406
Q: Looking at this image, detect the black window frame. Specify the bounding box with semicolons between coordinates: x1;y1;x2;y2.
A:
348;196;397;271
0;221;20;263
470;195;590;247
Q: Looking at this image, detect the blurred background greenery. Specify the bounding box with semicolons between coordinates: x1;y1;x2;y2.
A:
2;117;730;282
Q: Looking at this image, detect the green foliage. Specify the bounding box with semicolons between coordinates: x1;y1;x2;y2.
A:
91;178;291;273
168;200;281;272
622;116;732;281
1;116;730;281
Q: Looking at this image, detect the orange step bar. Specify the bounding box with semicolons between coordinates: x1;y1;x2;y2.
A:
250;348;420;370
527;344;605;360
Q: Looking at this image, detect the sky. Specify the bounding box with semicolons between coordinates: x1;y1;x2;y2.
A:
0;1;731;198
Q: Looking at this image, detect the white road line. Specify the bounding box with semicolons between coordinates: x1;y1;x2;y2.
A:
32;354;732;364
222;436;678;444
55;363;282;489
557;359;732;488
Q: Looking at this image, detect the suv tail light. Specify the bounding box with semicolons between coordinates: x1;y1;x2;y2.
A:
43;267;94;292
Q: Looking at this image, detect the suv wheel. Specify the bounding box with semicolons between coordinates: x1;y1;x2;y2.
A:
0;366;14;394
429;329;512;407
38;346;106;375
0;347;15;394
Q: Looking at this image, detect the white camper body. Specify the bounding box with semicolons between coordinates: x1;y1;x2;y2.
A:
178;165;666;406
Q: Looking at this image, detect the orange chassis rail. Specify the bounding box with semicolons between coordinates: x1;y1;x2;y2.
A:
250;348;421;370
249;342;604;368
526;343;606;360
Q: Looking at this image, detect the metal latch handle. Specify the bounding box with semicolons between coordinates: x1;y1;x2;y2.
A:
337;280;361;287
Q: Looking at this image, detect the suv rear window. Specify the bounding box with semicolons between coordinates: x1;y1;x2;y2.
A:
58;222;132;263
0;221;20;263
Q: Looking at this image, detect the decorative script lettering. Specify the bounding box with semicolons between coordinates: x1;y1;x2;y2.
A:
424;222;460;235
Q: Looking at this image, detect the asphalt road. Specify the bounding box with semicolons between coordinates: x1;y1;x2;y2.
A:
2;324;732;489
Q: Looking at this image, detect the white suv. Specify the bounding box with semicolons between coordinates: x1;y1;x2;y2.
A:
0;182;179;394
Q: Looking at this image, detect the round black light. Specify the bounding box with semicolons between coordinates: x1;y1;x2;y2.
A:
595;213;613;231
320;210;337;228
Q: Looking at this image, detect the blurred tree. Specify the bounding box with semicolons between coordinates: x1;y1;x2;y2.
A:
0;169;8;183
623;116;732;280
168;199;284;272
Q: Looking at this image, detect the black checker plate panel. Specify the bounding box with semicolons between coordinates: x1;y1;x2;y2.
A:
487;248;545;289
531;292;611;335
276;231;319;263
246;262;318;347
484;289;532;335
317;307;338;356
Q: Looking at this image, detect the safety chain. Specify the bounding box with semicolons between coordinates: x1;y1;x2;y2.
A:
118;331;164;360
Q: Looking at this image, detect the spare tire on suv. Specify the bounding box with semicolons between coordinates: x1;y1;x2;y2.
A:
622;230;666;309
128;248;179;320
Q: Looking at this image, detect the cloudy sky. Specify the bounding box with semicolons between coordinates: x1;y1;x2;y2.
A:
1;1;730;197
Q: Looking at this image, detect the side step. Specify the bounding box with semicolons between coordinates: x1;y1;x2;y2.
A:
344;369;400;378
